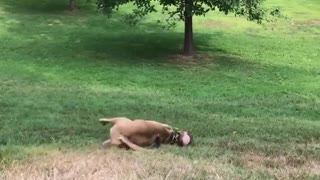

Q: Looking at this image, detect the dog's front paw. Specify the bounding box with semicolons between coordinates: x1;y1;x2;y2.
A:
151;136;161;148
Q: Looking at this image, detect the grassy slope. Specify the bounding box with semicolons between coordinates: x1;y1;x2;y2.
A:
0;0;319;178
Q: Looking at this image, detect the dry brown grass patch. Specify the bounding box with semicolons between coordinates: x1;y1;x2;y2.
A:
240;153;320;179
1;149;235;180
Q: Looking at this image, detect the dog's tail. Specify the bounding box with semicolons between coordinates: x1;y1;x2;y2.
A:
99;117;131;126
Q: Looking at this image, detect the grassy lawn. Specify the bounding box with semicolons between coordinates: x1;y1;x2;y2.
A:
0;0;319;179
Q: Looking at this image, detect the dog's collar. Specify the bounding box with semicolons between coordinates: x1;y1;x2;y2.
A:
168;131;180;144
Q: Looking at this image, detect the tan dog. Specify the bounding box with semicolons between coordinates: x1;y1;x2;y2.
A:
99;117;192;151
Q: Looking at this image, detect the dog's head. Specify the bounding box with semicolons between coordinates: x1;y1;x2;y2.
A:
169;130;192;147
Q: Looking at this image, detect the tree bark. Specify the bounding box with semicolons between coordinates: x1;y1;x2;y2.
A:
183;0;193;56
69;0;76;11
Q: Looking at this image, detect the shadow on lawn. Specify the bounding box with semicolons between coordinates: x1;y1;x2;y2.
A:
75;31;228;64
0;0;228;65
0;0;94;14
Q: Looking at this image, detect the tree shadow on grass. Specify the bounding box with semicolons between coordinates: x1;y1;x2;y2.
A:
0;4;227;65
0;0;94;14
74;30;227;64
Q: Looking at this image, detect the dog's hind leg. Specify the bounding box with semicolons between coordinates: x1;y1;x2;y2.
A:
99;117;132;126
118;136;150;152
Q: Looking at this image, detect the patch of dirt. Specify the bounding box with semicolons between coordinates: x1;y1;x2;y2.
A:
293;12;309;15
246;27;260;34
168;53;217;65
291;19;320;27
63;9;79;15
240;153;320;179
200;20;234;28
167;52;255;72
0;7;6;15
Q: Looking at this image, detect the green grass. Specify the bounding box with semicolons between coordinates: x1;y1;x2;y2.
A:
0;0;319;178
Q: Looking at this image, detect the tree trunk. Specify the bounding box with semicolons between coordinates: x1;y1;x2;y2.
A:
69;0;76;11
183;0;193;56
